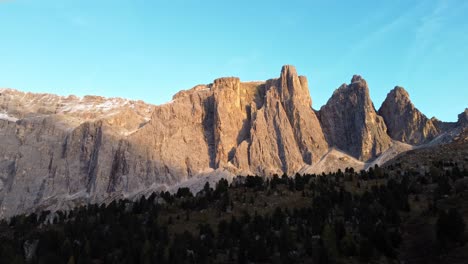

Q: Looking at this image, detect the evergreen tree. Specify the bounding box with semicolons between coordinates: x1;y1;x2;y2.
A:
437;208;466;247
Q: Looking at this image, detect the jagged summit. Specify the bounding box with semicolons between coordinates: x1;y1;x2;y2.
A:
458;108;468;126
391;86;410;97
0;65;465;218
281;64;297;73
378;86;439;145
319;75;392;161
279;64;312;106
0;65;328;218
350;74;366;84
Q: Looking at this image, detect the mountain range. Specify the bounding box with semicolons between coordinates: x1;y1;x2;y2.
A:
0;65;466;218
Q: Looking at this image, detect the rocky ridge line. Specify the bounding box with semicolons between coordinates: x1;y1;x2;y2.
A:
0;66;466;218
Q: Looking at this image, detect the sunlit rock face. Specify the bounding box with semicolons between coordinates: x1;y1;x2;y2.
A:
0;66;329;218
0;89;156;218
0;66;465;218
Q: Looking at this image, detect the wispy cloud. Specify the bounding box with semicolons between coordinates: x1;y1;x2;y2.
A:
400;0;452;80
334;2;427;72
416;2;447;49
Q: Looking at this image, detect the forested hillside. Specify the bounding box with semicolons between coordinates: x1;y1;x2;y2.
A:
1;161;467;264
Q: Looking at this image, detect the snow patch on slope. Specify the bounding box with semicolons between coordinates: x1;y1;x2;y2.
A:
0;88;154;121
60;98;130;113
0;112;18;122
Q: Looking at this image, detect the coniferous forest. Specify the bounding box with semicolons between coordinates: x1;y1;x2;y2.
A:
0;162;467;264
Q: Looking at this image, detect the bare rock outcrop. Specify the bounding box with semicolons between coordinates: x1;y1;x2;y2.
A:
378;86;440;145
246;66;328;175
248;85;304;175
0;90;155;218
127;86;213;187
277;66;329;164
212;77;250;168
1;66;462;218
458;108;468;127
318;75;392;161
423;110;467;146
0;65;331;218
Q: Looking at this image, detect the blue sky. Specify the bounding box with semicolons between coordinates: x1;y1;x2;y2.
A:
0;0;467;121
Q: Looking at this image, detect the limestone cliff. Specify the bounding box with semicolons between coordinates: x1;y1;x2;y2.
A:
318;75;392;161
0;66;464;218
0;65;330;218
458;108;468;127
378;87;440;145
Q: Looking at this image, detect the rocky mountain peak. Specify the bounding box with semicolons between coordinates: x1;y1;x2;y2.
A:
351;74;364;83
281;64;298;76
213;77;241;88
214;65;328;173
275;65;328;163
348;74;368;89
1;66;464;219
387;86;412;105
458;108;468;126
392;86;410;97
378;86;439;145
319;75;392;161
278;65;312;107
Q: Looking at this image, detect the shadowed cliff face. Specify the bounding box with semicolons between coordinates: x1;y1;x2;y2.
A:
378;87;440;145
458;109;468;127
378;88;468;146
318;75;393;161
